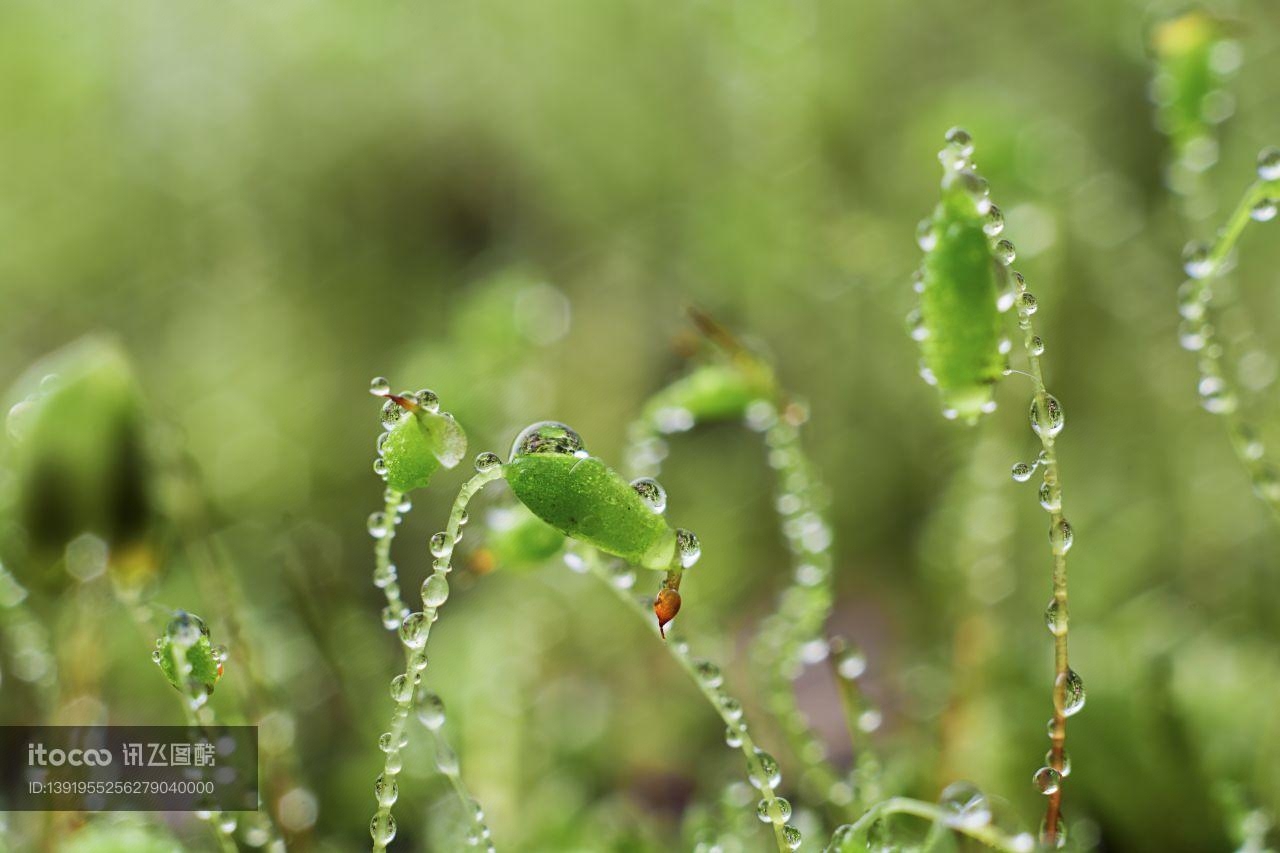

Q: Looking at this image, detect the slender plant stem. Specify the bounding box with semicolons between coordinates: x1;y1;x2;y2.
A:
370;468;503;853
373;489;411;627
1180;175;1280;521
579;546;791;853
832;797;1032;852
1011;271;1072;845
163;633;238;853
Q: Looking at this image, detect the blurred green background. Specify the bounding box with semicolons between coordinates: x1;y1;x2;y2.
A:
2;0;1280;850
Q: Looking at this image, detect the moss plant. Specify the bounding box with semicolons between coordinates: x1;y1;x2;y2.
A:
912;129;1082;848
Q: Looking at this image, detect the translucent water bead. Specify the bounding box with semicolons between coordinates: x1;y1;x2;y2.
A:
1258;146;1280;181
939;781;992;829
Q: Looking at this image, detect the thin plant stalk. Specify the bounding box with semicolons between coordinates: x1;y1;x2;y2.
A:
1010;269;1075;845
579;546;792;853
370;467;503;853
831;797;1034;853
1179;172;1280;520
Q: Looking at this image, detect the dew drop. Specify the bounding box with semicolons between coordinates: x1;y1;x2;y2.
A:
1019;292;1038;315
984;204;1005;237
1029;395;1065;439
945;126;975;158
1038;481;1062;513
720;696;743;722
435;743;459;775
1250;197;1278;222
374;773;398;807
749;750;782;790
429;532;448;558
1058;669;1086;716
370;813;396;844
1182;242;1213;279
836;645;867;680
1040;813;1067;849
380;398;408;430
1049;518;1074;554
725;725;743;748
630;478;668;514
422;573;450;608
510;421;585;461
1033;766;1061;795
380;606;402;630
377;732;395;752
417;692;446;730
939;781;991;829
474;452;501;472
368;513;390;539
1257;146;1280;181
370;377;391;397
399;612;430;650
390;674;414;704
414;389;440;413
782;825;802;850
1011;462;1035;483
756;796;792;824
676;529;701;568
1031;335;1045;356
694;659;723;688
994;239;1016;266
1044;598;1067;636
916;218;938;251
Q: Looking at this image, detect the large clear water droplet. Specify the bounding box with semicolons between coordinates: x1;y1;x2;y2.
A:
374;772;398;807
417;692;446;730
749;750;782;790
1033;766;1061;795
1049;518;1074;554
756;796;792;823
422;573;450;608
1058;669;1086;716
1044;598;1067;636
1030;395;1065;439
399;612;430;650
510;421;586;461
369;377;391;396
474;452;502;472
370;813;397;845
939;781;991;829
676;529;701;568
630;478;668;514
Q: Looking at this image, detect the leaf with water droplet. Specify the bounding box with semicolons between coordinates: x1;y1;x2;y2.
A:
505;422;677;569
155;611;222;695
914;132;1007;422
378;400;469;493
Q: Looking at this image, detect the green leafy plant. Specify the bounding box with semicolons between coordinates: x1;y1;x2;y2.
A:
911;129;1081;848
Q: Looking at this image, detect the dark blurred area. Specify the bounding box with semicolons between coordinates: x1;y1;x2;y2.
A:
2;0;1279;850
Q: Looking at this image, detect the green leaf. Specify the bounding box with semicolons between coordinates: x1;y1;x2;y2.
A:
505;422;676;569
380;410;467;493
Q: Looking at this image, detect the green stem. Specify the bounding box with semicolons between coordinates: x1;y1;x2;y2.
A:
1012;272;1072;845
580;547;791;853
1181;176;1280;521
833;797;1032;852
370;468;503;853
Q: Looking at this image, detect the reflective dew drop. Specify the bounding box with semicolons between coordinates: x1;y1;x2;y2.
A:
422;573;450;608
399;612;430;650
945;126;975;158
1044;598;1068;636
1039;482;1062;513
429;532;449;558
368;513;390;539
370;813;397;845
1033;766;1061;795
1011;462;1035;483
749;750;782;791
510;421;585;461
1029;395;1065;439
390;674;414;704
1040;813;1067;849
1049;518;1074;555
1019;292;1038;315
782;825;802;850
725;725;743;748
1258;146;1280;182
939;781;991;829
374;772;398;807
380;398;408;431
693;659;723;689
994;239;1017;266
630;478;668;514
836;646;867;681
756;796;792;824
676;529;701;568
1031;335;1045;356
984;205;1005;237
474;452;502;473
417;692;446;731
1250;197;1278;222
414;389;440;414
1182;242;1213;280
370;377;391;397
1058;669;1086;716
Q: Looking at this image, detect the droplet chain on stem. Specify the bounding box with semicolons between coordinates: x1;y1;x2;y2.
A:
370;467;504;852
578;546;794;853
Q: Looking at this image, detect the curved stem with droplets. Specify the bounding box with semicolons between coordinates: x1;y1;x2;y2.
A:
578;546;793;853
1178;169;1280;521
371;488;411;629
626;377;847;815
369;467;504;853
1010;267;1076;846
828;797;1034;853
